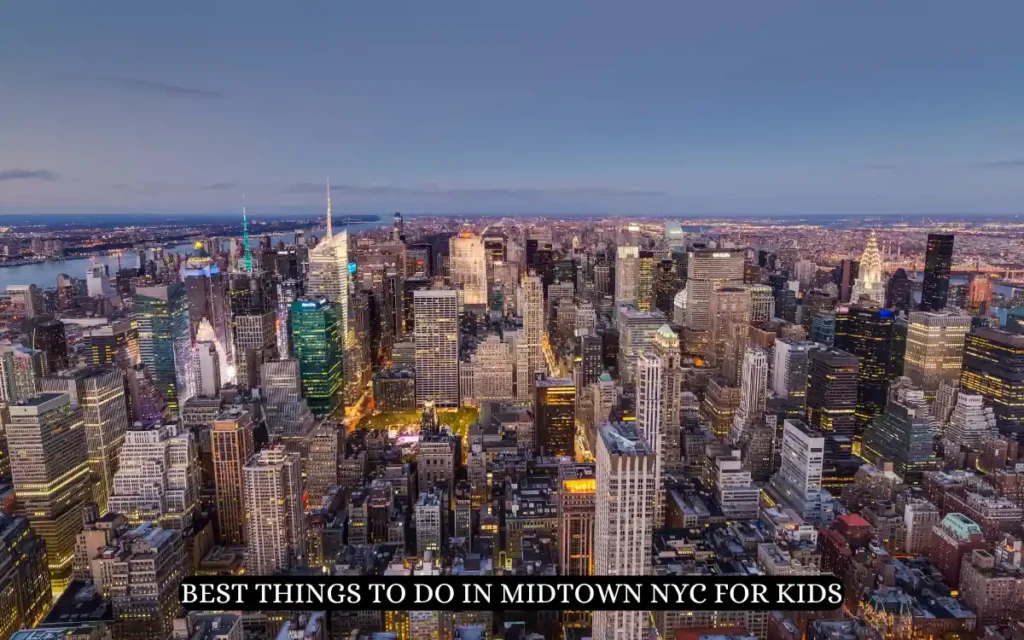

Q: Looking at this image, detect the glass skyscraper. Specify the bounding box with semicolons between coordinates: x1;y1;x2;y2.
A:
835;305;896;431
134;284;192;416
960;327;1024;440
920;233;954;312
290;299;344;417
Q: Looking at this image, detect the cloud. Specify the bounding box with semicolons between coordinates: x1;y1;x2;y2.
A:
100;74;223;98
202;182;236;190
0;169;59;183
284;182;668;199
972;159;1024;169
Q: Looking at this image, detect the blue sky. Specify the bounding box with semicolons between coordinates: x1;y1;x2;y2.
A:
2;1;1023;215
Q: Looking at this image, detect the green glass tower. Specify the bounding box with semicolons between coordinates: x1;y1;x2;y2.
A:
134;283;191;416
290;299;344;417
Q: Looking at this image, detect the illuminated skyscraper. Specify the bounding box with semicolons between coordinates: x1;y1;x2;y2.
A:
960;327;1024;439
708;286;752;374
850;231;885;306
535;377;575;457
835;305;895;430
593;422;656;640
616;308;665;385
306;182;350;353
769;419;827;523
807;348;859;442
134;284;192;416
772;339;813;402
558;462;595;576
212;409;254;545
243;446;306;574
920;233;954;312
614;245;639;309
684;249;745;331
449;231;487;306
636;250;655;312
518;272;545;399
730;347;769;442
636;325;683;524
903;311;971;395
968;275;993;315
181;251;234;382
290;299;344;417
6;393;91;588
413;289;460;407
861;379;939;484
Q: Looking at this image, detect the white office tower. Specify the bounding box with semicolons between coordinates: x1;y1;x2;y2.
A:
933;380;960;427
945;393;998;449
772;339;813;400
716;455;759;519
243;446;306;574
635;325;683;526
517;272;545;400
748;284;776;322
903;311;972;394
770;419;828;524
850;231;886;306
614;245;640;309
107;423;200;529
576;300;597;336
593;422;657;640
469;335;515;403
684;250;745;331
261;359;315;436
617;308;665;385
672;289;687;325
730;348;769;442
86;262;111;297
414;289;460;407
449;231;487;306
306;183;349;338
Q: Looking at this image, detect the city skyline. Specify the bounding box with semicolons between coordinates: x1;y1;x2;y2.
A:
4;1;1024;214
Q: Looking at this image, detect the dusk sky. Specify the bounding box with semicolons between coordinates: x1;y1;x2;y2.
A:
3;1;1024;215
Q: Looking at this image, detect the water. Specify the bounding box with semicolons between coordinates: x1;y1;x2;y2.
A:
0;220;385;291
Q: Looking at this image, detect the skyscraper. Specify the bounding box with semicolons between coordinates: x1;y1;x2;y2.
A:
960;327;1024;439
135;284;192;416
6;393;91;587
181;252;234;382
558;462;595;576
861;379;939;484
730;347;769;441
614;245;639;309
518;272;545;399
636;326;683;525
414;289;460;407
616;308;665;384
835;305;895;430
593;422;657;640
903;311;972;395
212;409;255;545
684;250;745;331
807;348;859;443
535;378;576;457
636;250;655;312
243;446;306;574
290;299;344;417
772;339;814;402
769;419;827;523
885;268;913;313
921;233;954;312
449;231;487;307
850;231;886;306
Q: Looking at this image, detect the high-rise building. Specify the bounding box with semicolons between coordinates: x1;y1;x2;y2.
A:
903;500;940;555
861;379;939;484
708;286;752;371
107;422;200;529
772;339;813;402
468;335;515;403
307;422;341;505
212;409;255;545
39;366;129;515
414;487;447;556
413;289;460;407
0;515;51;635
518;272;545;400
835;305;895;430
306;193;350;326
290;299;344;417
636;326;683;501
903;311;972;395
921;233;954;312
945;393;998;450
931;513;987;587
616;308;665;384
850;231;886;306
770;419;827;523
244;446;306;574
806;348;859;444
6;393;91;587
134;284;192;416
614;245;639;309
232;309;278;390
885;268;913;313
261;359;315;436
685;250;745;331
449;232;487;307
535;378;575;457
968;275;994;316
558;462;595;576
636;250;656;312
181;254;234;383
960;327;1024;439
730;347;769;442
593;422;657;640
748;284;775;323
0;345;43;405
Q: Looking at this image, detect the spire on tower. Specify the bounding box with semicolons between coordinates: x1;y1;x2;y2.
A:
243;195;252;273
326;178;333;239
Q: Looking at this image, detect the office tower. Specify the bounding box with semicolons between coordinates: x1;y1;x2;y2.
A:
635;250;656;312
22;317;68;374
290;299;344;417
921;233;954;312
576;300;598;335
194;320;223;397
708;286;753;365
0;515;51;634
593;422;657;640
558;462;595;576
903;500;940;554
861;379;938;484
945;393;998;449
181;252;234;381
576;332;603;402
653;258;678;314
593;262;613;298
835;305;895;430
469;335;514;403
85;263;111;297
715;454;759;519
407;244;432;279
931;513;987;588
701;378;741;440
772;339;813;402
107;423;200;530
807;348;859;441
802;290;836;332
306;184;350;318
850;231;886;306
535;378;575;457
6;393;90;587
960;327;1024;439
135;284;192;416
685;250;745;331
836;259;858;304
747;284;775;322
614;245;639;309
903;311;972;395
731;347;769;441
968;275;993;315
770;419;827;523
7;285;42;319
415;487;447;555
0;345;44;405
449;231;487;306
39;367;129;515
212;410;255;545
244;446;306;574
518;272;545;399
307;422;341;505
85;318;138;368
885;268;913;313
231;310;277;389
413;289;460;407
616;308;665;384
392;211;404;241
418;428;457;500
483;233;506;264
260;359;315;436
635;326;683;523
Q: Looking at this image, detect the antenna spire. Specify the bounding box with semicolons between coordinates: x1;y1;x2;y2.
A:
326;178;333;239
